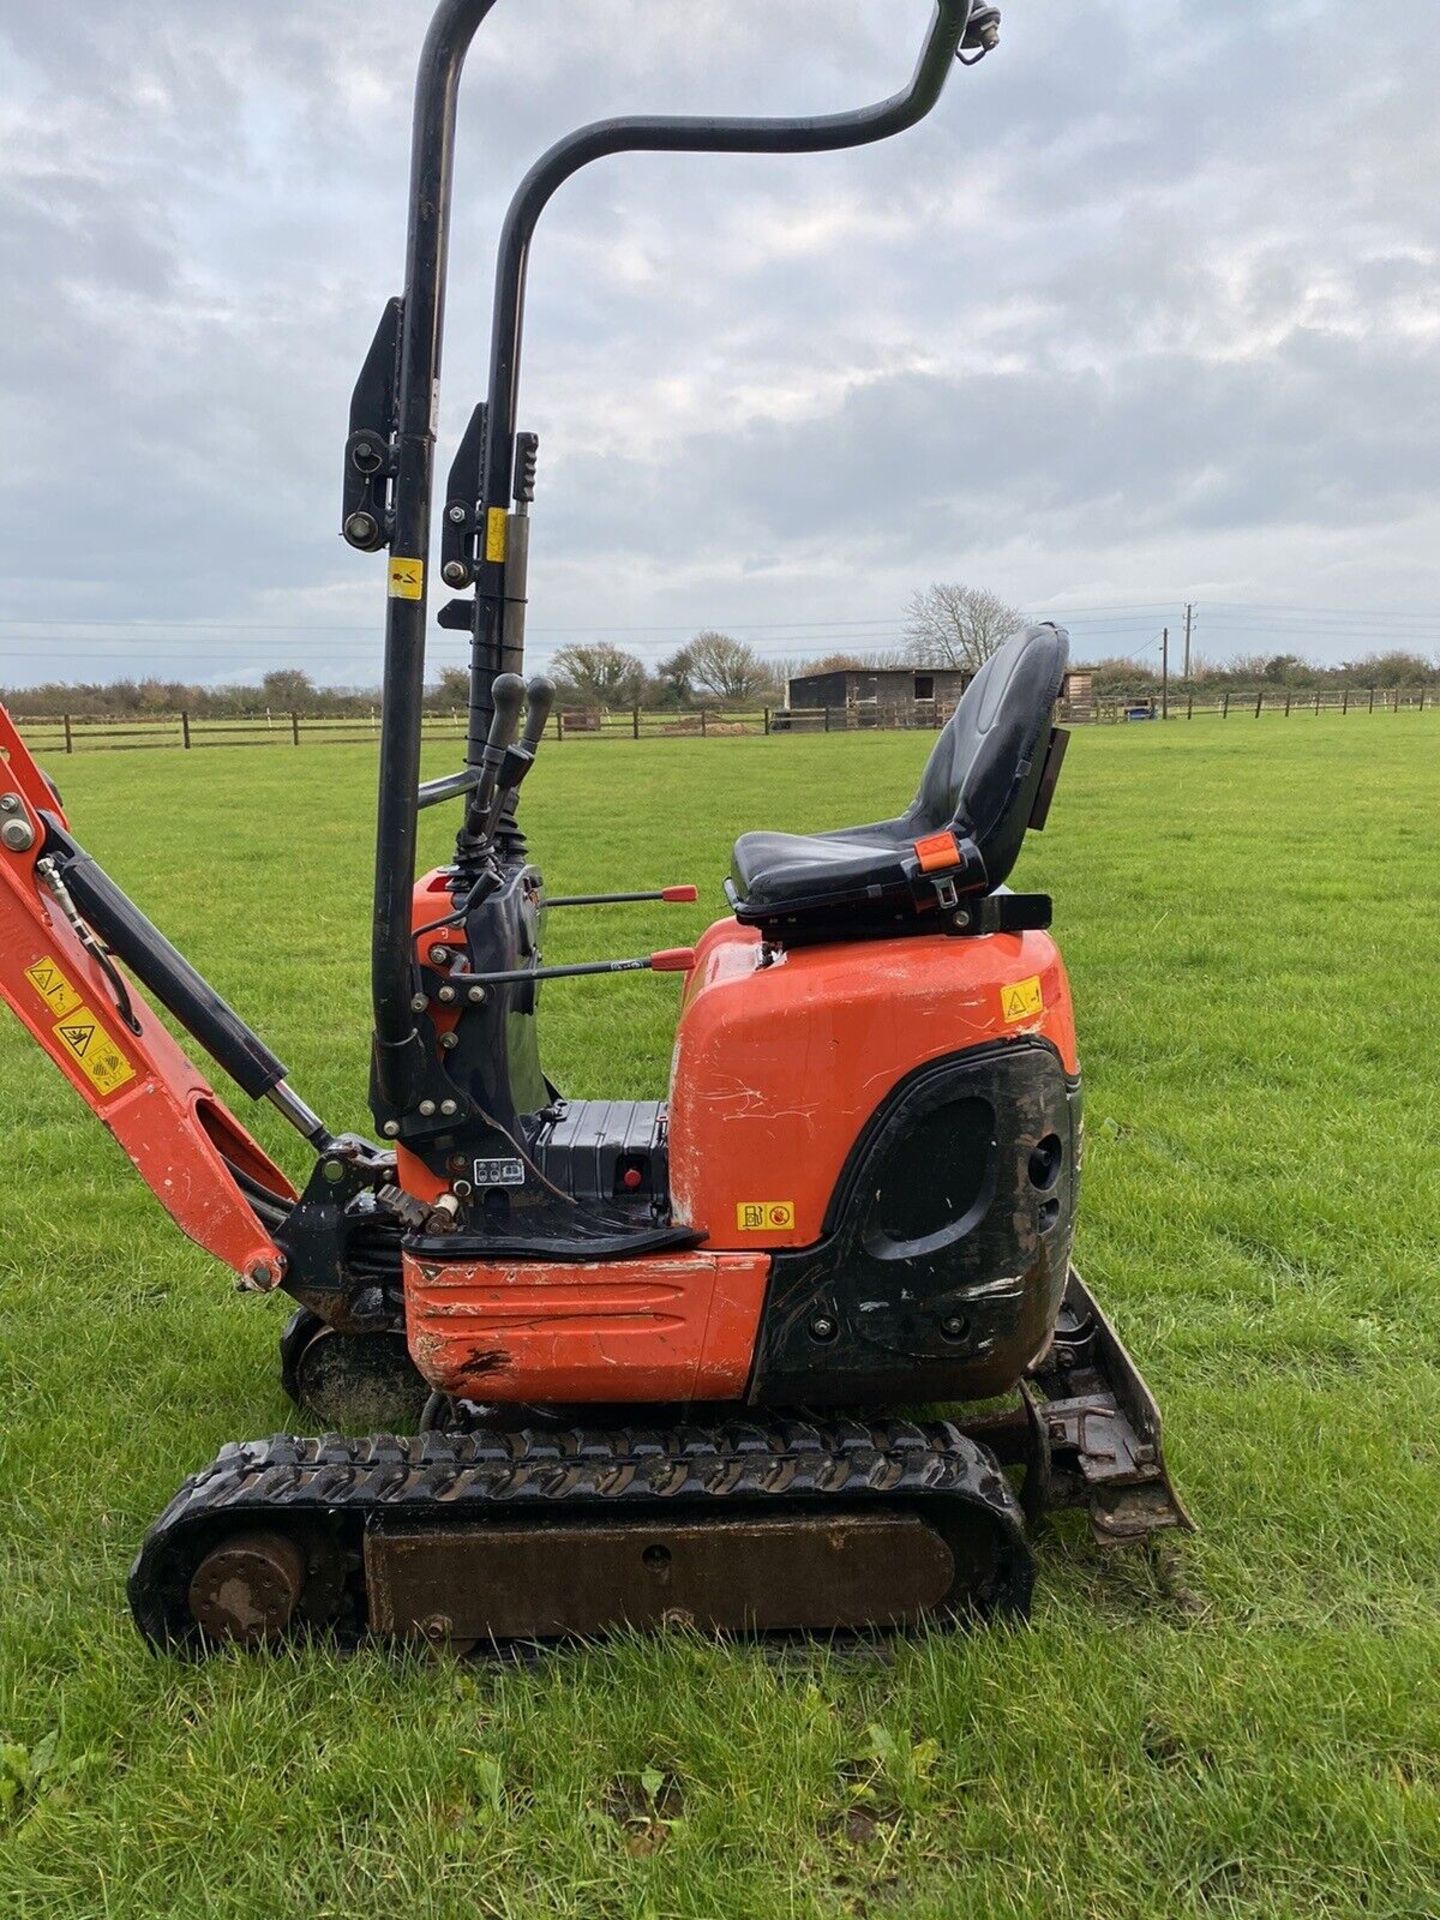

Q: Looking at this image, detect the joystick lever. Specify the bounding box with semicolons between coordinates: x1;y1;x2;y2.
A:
481;676;555;843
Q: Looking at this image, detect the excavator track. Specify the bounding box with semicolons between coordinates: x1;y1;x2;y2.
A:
128;1417;1033;1652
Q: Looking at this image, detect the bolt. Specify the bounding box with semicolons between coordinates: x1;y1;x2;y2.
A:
0;794;19;812
437;984;457;1005
953;911;971;930
1;817;35;853
440;1032;459;1051
410;992;429;1014
453;1180;473;1198
322;1160;346;1185
440;1099;458;1117
246;1261;275;1290
447;504;467;525
419;1100;437;1118
941;1315;967;1339
428;944;453;967
382;1121;401;1139
810;1315;837;1342
467;985;488;1006
442;561;469;587
420;1613;453;1643
344;511;378;545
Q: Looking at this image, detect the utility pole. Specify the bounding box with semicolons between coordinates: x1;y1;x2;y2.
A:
1161;627;1170;720
1183;602;1194;680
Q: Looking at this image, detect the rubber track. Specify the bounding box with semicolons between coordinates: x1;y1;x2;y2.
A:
128;1416;1033;1649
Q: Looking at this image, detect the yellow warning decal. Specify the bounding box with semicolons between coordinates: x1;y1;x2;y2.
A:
388;557;425;601
1001;975;1045;1024
736;1201;796;1234
25;957;83;1020
52;1004;136;1097
485;508;509;565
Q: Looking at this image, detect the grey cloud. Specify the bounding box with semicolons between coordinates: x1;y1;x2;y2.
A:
1;0;1438;686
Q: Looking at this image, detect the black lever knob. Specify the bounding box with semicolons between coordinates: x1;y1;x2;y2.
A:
487;673;526;757
520;676;556;755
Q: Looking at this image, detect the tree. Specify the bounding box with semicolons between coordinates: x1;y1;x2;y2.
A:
430;665;471;707
904;584;1022;673
262;668;317;712
687;632;775;704
653;647;696;708
1263;654;1306;684
548;643;647;709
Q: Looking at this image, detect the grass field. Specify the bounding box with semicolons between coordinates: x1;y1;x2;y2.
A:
1;716;1438;1919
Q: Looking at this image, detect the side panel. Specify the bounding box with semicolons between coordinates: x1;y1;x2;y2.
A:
667;917;1078;1251
0;707;294;1283
404;1250;770;1403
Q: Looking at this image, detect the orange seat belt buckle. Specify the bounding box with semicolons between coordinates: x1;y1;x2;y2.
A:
913;831;962;873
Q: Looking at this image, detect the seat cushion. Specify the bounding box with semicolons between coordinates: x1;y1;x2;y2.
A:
731;824;910;914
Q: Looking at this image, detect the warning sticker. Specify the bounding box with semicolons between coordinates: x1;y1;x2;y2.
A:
25;957;82;1020
736;1201;796;1234
388;556;425;601
1001;976;1045;1024
52;1004;136;1097
485;508;509;565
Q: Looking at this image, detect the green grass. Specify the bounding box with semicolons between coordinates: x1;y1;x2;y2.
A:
2;715;1439;1918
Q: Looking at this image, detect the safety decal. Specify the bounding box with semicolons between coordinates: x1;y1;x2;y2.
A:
485;508;509;564
736;1201;796;1233
52;1004;136;1096
25;957;83;1020
388;557;425;601
1001;976;1045;1024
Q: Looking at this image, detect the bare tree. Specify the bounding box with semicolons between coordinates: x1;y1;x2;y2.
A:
904;585;1022;673
548;642;647;709
687;632;776;703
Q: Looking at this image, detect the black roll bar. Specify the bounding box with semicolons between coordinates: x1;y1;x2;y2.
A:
370;0;978;1116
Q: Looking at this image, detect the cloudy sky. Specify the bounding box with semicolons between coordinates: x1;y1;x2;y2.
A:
2;0;1439;689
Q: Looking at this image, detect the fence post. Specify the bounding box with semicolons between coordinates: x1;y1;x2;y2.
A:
823;706;831;733
1186;693;1193;720
1255;689;1263;718
291;711;301;747
556;711;564;742
1341;688;1348;715
1393;688;1400;714
763;707;771;736
632;704;640;741
1420;689;1427;713
1369;686;1376;714
181;712;191;750
1315;690;1321;714
701;709;707;738
63;713;73;754
1285;690;1292;716
1222;692;1229;718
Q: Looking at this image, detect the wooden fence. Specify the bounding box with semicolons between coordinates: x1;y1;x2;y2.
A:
1091;686;1433;723
10;685;1436;757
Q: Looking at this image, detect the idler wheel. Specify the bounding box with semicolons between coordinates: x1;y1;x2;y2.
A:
188;1531;308;1645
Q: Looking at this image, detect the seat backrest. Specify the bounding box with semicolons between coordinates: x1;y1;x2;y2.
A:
903;622;1069;891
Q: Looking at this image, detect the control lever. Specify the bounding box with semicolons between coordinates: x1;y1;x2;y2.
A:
481;675;555;843
469;672;526;825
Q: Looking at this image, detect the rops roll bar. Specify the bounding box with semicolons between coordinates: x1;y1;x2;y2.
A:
352;0;994;1115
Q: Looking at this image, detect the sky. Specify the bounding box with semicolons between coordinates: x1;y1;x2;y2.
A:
2;0;1439;690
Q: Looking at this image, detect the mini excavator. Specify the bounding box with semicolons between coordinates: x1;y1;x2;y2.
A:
0;0;1189;1651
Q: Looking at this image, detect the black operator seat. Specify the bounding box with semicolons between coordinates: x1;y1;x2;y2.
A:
729;622;1071;939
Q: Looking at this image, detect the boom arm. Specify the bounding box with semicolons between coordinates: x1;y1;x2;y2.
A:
361;0;992;1124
